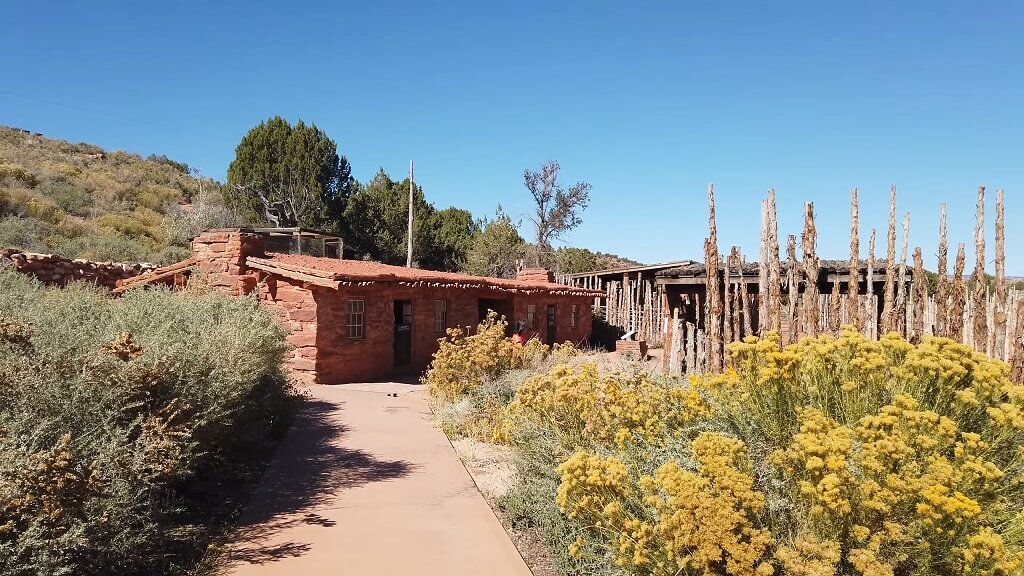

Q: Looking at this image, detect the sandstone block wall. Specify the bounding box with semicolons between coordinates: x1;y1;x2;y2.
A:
191;230;262;296
0;248;155;289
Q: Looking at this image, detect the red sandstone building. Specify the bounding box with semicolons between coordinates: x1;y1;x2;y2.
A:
117;229;600;384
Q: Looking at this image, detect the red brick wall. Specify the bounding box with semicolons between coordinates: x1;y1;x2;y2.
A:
256;275;319;385
192;230;262;296
512;295;593;346
309;285;594;384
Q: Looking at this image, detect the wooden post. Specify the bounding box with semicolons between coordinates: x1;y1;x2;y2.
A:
704;184;723;372
912;247;926;342
995;190;1007;359
724;247;736;345
787;234;800;345
882;185;897;333
895;213;910;337
802;202;820;337
739;250;753;337
830;277;842;333
1011;300;1024;383
972;186;988;352
849;187;861;330
867;229;877;339
936;204;950;338
406;160;415;267
758;197;769;335
767;189;782;334
950;243;967;342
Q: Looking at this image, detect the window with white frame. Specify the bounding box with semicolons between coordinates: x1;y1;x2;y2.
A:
347;299;365;339
434;299;447;333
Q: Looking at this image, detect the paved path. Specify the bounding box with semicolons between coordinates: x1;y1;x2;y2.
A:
220;382;532;576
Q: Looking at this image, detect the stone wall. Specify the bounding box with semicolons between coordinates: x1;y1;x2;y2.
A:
0;248;155;289
191;230;262;296
516;268;555;283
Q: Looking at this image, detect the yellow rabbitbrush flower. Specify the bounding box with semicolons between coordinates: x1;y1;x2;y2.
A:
512;326;1024;575
507;363;709;449
556;434;773;576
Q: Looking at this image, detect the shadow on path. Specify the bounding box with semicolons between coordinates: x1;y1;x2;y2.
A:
219;398;415;567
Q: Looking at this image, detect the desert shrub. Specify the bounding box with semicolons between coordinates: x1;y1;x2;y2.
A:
0;164;37;188
0;216;50;252
507;363;708;450
540;327;1024;576
424;312;525;401
0;269;295;575
37;178;93;216
47;230;151;263
25;197;65;224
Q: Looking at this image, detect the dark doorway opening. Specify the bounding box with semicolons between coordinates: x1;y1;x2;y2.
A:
394;300;412;367
478;298;514;324
546;304;556;344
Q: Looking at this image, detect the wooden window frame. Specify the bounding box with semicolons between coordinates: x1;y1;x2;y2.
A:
347;299;365;339
527;304;536;329
434;299;448;333
571;303;579;327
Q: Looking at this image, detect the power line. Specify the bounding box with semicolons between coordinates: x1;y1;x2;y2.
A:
0;89;164;128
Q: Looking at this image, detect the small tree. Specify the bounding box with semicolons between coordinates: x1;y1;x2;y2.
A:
523;161;591;267
463;206;525;279
225;117;355;231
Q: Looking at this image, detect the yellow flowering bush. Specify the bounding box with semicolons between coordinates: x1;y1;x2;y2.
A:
530;327;1024;576
424;311;521;401
507;363;709;449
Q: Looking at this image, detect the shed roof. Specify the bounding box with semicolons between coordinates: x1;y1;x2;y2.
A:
252;253;604;296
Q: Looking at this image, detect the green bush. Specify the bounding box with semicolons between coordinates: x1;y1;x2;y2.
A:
37;179;93;216
0;269;295;575
0;215;51;252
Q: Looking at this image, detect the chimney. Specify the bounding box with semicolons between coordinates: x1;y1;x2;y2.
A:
516;267;554;283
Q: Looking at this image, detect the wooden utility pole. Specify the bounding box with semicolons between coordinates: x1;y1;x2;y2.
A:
406;161;414;268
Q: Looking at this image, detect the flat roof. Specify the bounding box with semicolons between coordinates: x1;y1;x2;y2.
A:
251;253;604;296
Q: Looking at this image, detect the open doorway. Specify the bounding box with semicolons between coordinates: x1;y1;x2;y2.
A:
394;300;412;367
478;298;514;323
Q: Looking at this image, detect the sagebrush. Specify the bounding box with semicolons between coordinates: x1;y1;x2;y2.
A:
0;267;295;575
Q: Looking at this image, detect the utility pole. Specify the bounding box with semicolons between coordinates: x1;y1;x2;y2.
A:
406;160;414;267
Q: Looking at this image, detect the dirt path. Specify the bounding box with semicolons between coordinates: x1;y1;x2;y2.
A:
218;382;532;576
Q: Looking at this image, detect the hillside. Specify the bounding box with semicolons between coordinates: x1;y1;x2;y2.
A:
0;126;235;264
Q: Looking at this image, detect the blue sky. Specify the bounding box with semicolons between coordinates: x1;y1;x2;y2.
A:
4;1;1022;273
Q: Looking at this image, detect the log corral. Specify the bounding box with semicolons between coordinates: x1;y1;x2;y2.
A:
653;185;1022;378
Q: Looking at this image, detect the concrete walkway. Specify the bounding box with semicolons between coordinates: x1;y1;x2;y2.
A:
220;382;532;576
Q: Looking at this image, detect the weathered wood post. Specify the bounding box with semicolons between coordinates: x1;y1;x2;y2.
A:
882;186;898;334
912;247;927;342
802;202;820;337
849;188;861;331
867;229;877;339
704;184;723;373
787;234;800;345
895;213;910;336
950;243;967;342
995;190;1007;359
767;189;782;334
972;186;988;353
936;204;950;338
